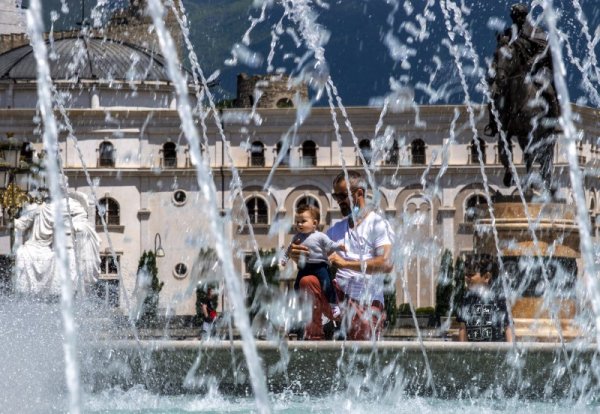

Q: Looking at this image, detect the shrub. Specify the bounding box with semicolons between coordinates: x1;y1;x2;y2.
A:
383;277;398;327
244;248;280;319
434;250;467;321
137;251;164;327
415;306;435;316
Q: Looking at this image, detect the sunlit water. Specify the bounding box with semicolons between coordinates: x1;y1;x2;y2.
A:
6;0;600;413
84;388;599;414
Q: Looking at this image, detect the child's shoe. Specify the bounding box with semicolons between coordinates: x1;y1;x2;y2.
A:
330;304;341;319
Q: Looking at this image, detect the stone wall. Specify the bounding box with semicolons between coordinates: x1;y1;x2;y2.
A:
0;33;27;55
234;73;309;108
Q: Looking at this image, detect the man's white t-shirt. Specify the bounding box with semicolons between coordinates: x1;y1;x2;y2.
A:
326;211;394;304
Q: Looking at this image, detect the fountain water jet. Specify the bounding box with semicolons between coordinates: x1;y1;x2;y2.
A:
1;0;600;412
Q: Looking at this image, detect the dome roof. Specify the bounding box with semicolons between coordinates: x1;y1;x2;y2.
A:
0;37;176;83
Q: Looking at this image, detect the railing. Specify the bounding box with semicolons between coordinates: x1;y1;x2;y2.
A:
411;153;426;165
249;214;269;225
98;156;115;168
355;155;372;166
161;156;177;168
467;147;486;165
96;214;120;226
299;155;316;167
384;151;399;165
248;155;265;167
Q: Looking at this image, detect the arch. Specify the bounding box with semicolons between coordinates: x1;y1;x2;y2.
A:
410;139;426;165
249;141;265;167
96;197;120;225
301;140;317;167
358;139;372;165
98;141;115;167
590;189;597;213
463;193;488;223
162;141;177;168
470;137;487;164
276;98;293;108
276;141;290;166
395;185;441;214
284;184;331;224
245;195;269;225
293;194;322;223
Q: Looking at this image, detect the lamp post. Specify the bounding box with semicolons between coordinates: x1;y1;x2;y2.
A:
0;137;38;294
0;139;33;253
154;232;165;257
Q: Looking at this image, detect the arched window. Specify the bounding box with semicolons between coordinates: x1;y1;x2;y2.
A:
250;141;265;167
276;98;293;108
386;139;399;165
276;141;290;166
246;196;268;224
296;195;319;210
301;140;317;167
464;194;487;223
162;142;177;168
98;141;115;167
470;137;487;164
591;195;596;213
96;197;120;226
358;139;372;165
20;142;33;165
411;139;426;165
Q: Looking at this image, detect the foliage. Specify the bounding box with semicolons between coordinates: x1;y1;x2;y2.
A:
415;306;435;316
383;294;397;327
244;248;279;315
434;250;466;320
137;250;164;327
195;247;219;325
397;303;412;316
435;249;455;317
397;303;435;316
383;277;397;328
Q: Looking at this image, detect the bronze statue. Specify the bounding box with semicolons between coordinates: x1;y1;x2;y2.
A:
485;4;560;192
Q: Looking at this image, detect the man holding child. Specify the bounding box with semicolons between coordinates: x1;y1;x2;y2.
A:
288;170;394;340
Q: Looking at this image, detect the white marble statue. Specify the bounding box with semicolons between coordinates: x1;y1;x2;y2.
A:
13;191;100;296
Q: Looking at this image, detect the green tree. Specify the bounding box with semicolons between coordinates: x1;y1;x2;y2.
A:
452;254;466;311
434;250;466;320
244;248;279;317
137;250;164;327
435;249;454;317
383;276;398;328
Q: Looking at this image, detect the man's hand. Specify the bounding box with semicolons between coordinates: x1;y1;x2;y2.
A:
328;252;347;268
288;242;310;263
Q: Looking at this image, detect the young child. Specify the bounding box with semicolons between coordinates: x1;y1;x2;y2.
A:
457;254;513;342
281;204;345;318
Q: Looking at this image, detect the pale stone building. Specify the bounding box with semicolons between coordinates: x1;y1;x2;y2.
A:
1;1;599;316
0;0;25;37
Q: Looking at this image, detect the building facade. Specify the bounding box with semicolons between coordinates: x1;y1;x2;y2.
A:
1;3;599;316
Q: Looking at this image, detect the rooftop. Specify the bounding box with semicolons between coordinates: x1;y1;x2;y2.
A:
0;37;174;83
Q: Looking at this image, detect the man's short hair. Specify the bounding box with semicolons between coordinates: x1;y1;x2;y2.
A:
465;254;497;277
296;203;320;222
332;170;367;191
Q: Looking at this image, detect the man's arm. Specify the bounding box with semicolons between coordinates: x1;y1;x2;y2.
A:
328;244;393;274
458;324;467;342
505;326;514;342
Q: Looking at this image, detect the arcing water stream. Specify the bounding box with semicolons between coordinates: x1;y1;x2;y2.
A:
5;0;600;412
